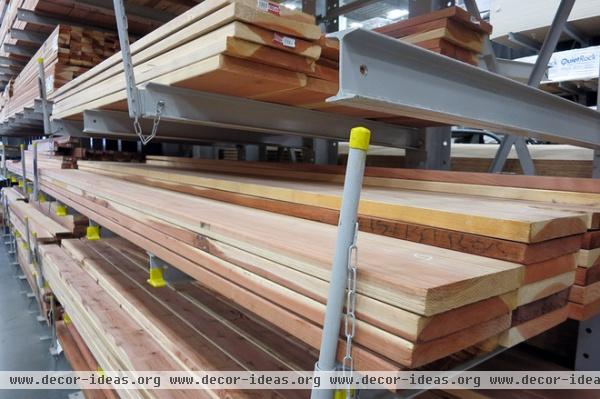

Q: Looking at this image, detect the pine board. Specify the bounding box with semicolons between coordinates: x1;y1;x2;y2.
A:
499;306;569;348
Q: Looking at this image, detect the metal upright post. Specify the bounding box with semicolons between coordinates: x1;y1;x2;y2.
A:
19;144;26;194
32;142;39;202
311;127;370;399
1;137;6;179
490;0;575;175
37;58;51;136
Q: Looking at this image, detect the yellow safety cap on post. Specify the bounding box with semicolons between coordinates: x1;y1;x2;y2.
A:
26;186;32;194
14;231;20;238
17;180;23;188
348;127;371;151
10;176;17;184
55;204;67;216
63;313;72;325
38;193;46;203
19;144;24;151
37;57;44;64
96;367;105;377
86;225;101;241
147;267;166;288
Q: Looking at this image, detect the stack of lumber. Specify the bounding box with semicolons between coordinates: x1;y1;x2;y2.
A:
375;6;492;66
48;0;478;128
76;158;600;349
42;237;314;399
569;231;600;321
56;320;118;399
2;186;72;244
29;162;593;370
0;24;121;123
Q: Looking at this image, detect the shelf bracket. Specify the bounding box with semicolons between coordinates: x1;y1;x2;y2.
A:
113;0;163;145
36;57;52;137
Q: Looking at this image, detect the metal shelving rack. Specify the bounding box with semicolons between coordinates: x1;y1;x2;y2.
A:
1;1;600;398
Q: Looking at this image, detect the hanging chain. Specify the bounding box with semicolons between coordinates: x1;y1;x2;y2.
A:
134;100;164;145
342;221;359;398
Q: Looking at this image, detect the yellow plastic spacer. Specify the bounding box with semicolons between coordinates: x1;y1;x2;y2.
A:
38;193;46;203
14;230;21;238
43;280;49;289
19;144;24;151
348;126;371;151
55;204;67;216
86;225;101;240
37;57;44;64
26;186;32;194
96;367;105;377
147;267;166;288
63;313;72;325
10;176;17;184
17;180;23;188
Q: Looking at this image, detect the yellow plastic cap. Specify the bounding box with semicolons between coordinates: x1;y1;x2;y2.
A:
38;193;46;203
19;144;24;150
55;204;67;216
86;225;101;241
147;267;167;288
349;126;371;151
63;313;72;325
37;57;44;64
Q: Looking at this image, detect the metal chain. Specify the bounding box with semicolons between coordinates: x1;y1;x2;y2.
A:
342;222;359;398
134;100;165;145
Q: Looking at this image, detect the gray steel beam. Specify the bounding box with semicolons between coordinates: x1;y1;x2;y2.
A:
83;109;305;147
327;28;600;149
507;32;542;52
76;0;175;22
320;0;379;21
593;150;600;179
137;83;420;149
564;22;590;46
0;66;18;76
33;99;52;114
488;58;535;83
3;43;36;57
0;56;26;67
9;28;47;44
16;8;114;33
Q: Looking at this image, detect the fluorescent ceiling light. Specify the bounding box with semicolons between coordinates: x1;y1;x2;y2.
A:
283;1;298;9
386;8;408;19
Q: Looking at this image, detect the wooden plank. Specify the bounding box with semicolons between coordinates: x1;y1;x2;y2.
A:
77;163;583;264
582;230;600;249
575;263;600;286
144;156;600;195
569;297;600;321
499;306;569;348
522;253;577;284
578;248;600;268
516;272;575;307
569;280;600;305
75;162;588;243
511;289;569;326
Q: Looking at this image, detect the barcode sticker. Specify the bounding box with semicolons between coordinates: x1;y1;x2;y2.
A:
273;33;296;48
257;0;280;15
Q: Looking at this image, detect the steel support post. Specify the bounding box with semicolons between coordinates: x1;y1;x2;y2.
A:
19;144;26;192
576;315;600;370
490;0;575;174
311;127;370;399
1;136;6;178
37;59;51;136
32;142;39;202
